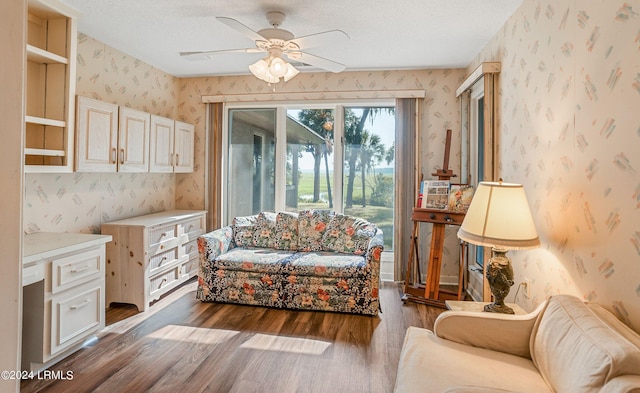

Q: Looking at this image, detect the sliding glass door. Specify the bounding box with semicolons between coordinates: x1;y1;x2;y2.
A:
227;108;276;218
224;103;395;252
342;107;395;251
285;109;335;212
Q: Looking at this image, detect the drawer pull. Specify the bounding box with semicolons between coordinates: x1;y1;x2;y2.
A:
69;298;91;310
158;278;168;289
187;224;194;231
159;256;168;265
160;233;167;237
69;265;90;273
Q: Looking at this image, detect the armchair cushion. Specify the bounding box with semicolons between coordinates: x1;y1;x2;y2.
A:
531;295;640;393
393;326;551;393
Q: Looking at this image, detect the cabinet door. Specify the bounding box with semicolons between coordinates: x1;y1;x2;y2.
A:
149;115;174;172
75;96;118;172
174;121;195;173
118;107;150;172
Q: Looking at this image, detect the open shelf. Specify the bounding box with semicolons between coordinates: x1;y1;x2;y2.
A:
26;44;68;65
24;0;77;172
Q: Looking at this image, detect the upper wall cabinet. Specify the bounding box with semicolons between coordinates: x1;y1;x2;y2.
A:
75;97;151;173
75;96;118;172
150;116;195;173
25;0;79;173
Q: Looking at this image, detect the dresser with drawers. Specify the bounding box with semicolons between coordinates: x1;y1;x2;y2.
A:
101;210;206;311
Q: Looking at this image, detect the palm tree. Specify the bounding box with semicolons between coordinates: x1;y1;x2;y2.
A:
297;110;333;206
357;131;386;207
344;107;394;208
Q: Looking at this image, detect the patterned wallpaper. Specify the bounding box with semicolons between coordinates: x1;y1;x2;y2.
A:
469;0;640;332
23;34;179;234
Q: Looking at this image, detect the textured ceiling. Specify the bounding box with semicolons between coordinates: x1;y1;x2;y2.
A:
59;0;523;78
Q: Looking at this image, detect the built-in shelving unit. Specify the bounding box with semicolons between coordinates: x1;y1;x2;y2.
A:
25;0;78;173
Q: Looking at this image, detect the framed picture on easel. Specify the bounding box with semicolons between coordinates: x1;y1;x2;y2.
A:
421;180;450;209
448;184;474;212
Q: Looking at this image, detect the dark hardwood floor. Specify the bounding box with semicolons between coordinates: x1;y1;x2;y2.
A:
21;281;444;393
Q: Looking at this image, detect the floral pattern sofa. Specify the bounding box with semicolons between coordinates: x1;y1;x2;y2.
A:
196;210;384;315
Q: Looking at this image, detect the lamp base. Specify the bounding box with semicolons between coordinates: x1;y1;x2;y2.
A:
483;302;515;314
484;248;516;314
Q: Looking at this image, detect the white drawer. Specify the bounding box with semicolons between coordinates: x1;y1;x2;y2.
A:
180;216;205;239
51;282;103;355
149;266;180;298
23;263;45;286
149;246;180;275
182;239;198;259
52;247;103;293
148;225;177;247
180;258;198;278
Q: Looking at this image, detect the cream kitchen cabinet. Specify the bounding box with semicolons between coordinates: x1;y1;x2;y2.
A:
101;210;206;311
25;0;79;173
150;115;195;173
22;232;112;371
75;96;150;172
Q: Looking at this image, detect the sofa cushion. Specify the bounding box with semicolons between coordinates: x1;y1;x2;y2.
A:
287;251;367;278
321;214;377;255
274;211;299;251
531;295;640;393
213;248;366;279
252;212;278;248
213;247;297;275
232;215;258;247
297;209;335;252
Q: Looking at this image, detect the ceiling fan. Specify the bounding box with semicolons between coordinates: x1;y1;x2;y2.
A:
180;11;349;83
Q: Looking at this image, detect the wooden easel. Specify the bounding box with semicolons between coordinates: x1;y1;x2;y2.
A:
402;129;466;307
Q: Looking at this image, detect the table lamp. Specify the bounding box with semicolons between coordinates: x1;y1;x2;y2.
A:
457;181;540;314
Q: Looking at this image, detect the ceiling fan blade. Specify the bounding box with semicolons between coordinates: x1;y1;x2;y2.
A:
288;30;349;49
180;48;264;59
287;52;346;73
216;17;266;42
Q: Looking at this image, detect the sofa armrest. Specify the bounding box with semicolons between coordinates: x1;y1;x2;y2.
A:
434;300;548;359
197;226;233;272
365;228;384;266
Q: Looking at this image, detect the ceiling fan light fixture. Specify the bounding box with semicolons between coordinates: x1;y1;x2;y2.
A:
268;56;288;78
283;63;299;82
249;58;277;83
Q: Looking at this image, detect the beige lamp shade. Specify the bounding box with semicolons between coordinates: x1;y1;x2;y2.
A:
457;181;540;250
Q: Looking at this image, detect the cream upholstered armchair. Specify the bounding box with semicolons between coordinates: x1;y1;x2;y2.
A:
394;295;640;393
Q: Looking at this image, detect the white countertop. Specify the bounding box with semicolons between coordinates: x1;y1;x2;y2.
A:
100;210;206;227
23;232;112;265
